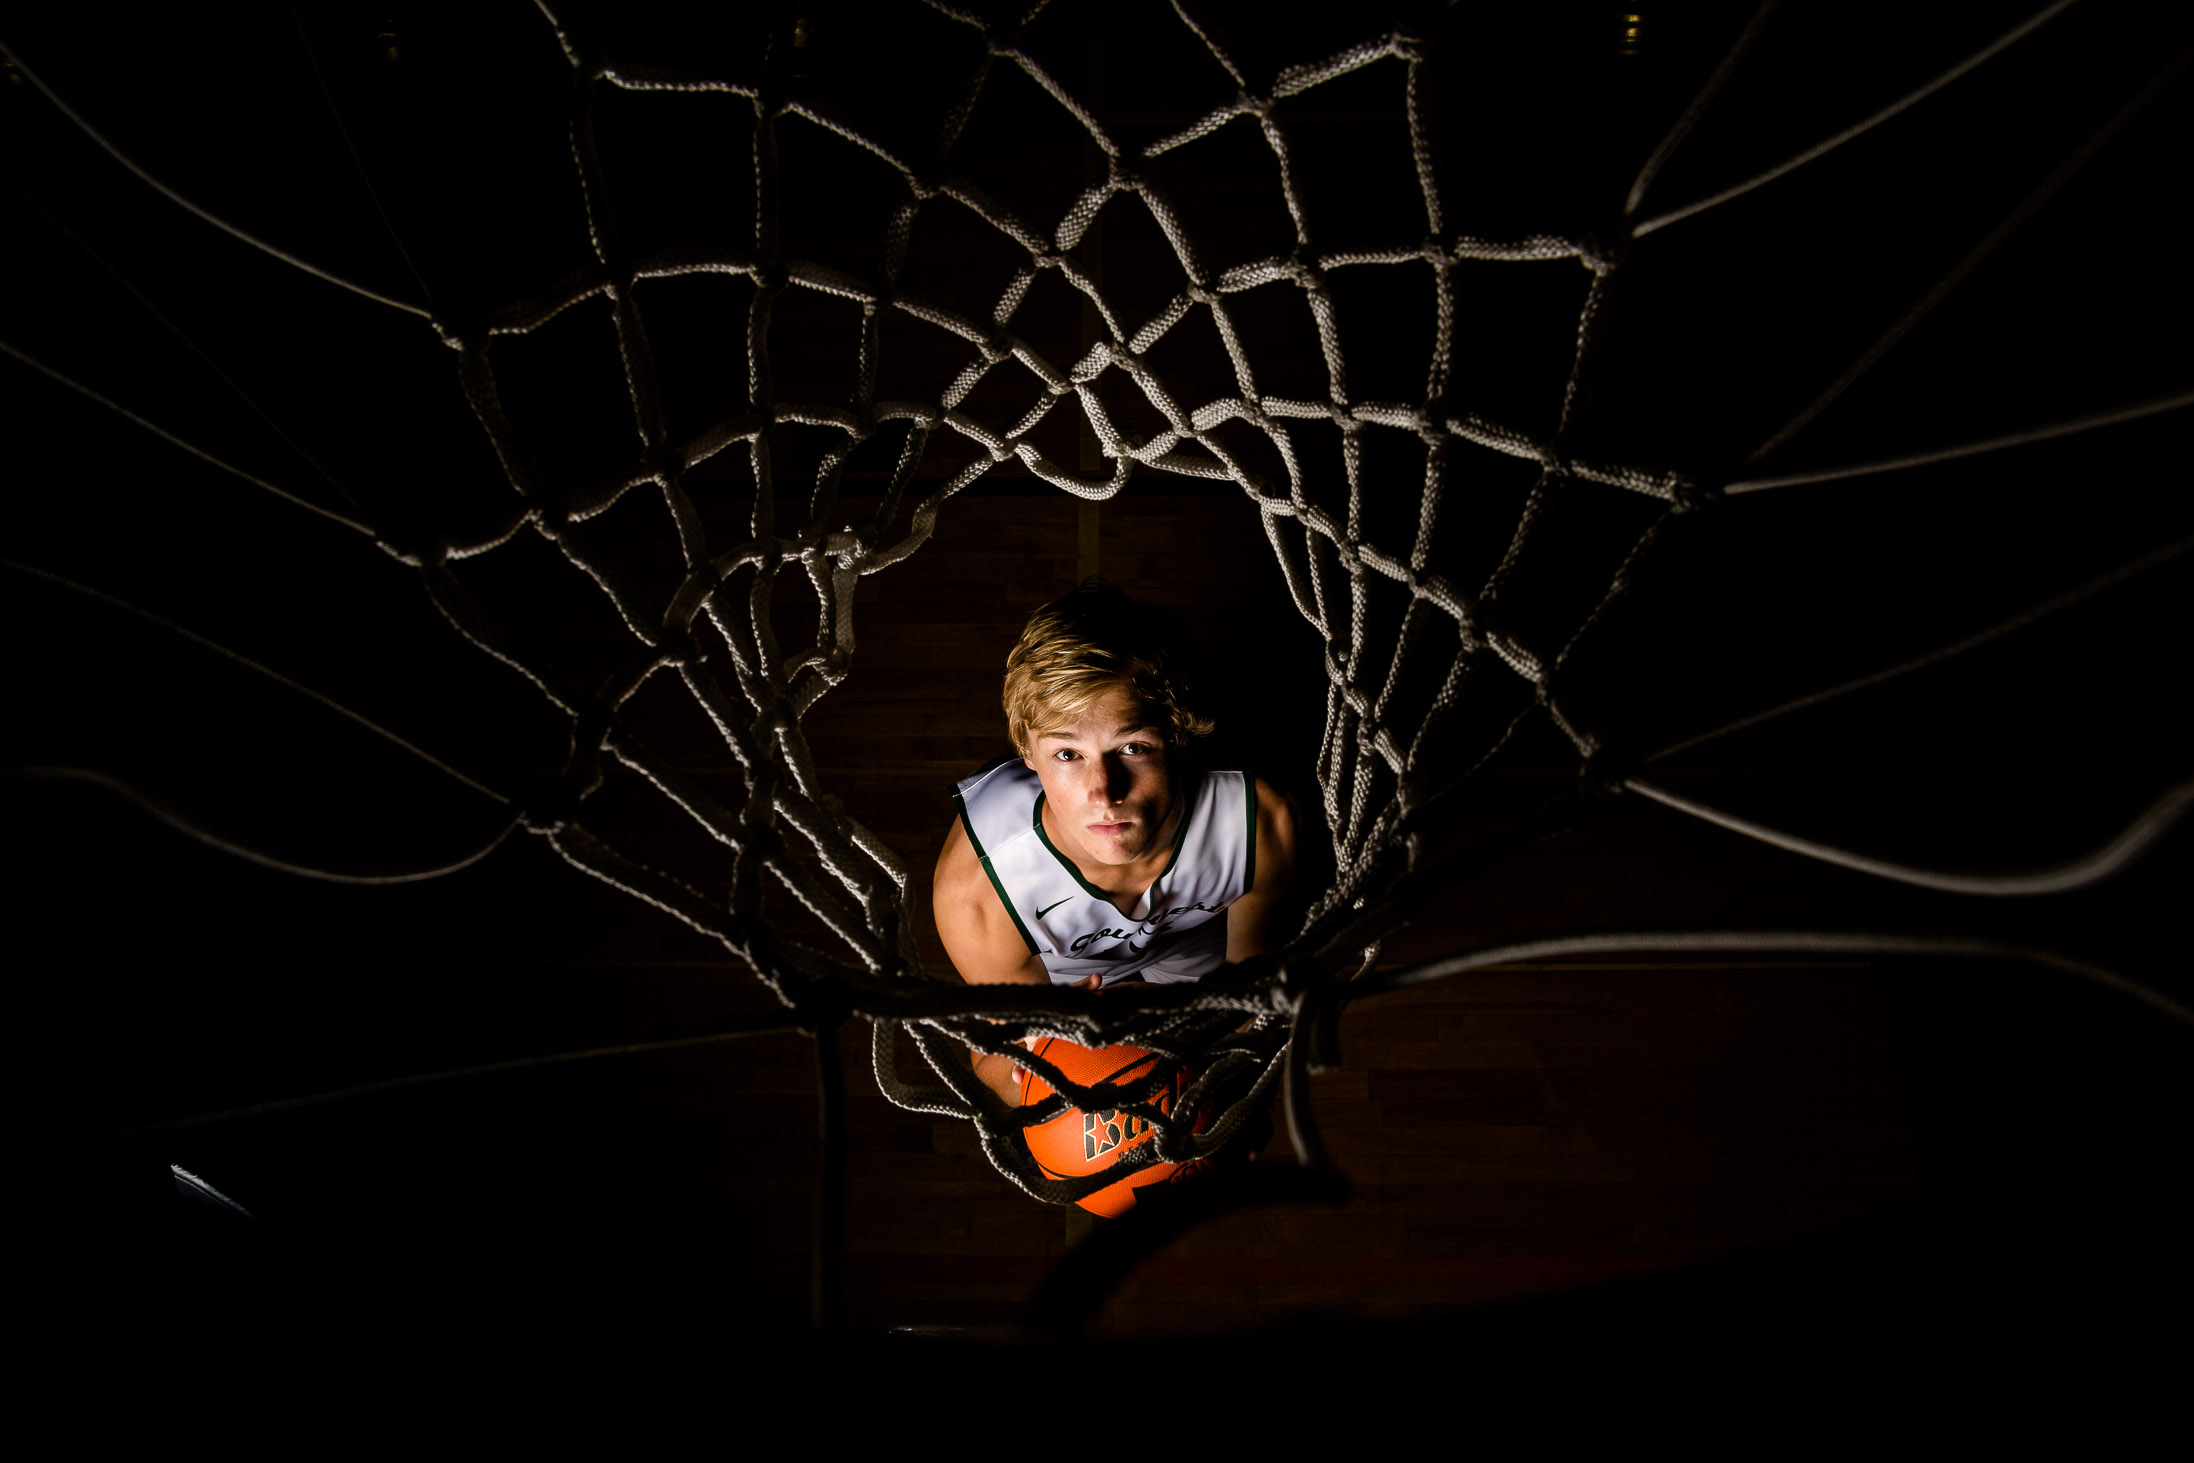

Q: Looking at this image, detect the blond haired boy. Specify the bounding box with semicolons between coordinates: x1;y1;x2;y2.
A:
933;583;1298;1101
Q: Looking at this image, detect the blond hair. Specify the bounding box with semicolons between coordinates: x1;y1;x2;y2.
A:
1003;582;1214;757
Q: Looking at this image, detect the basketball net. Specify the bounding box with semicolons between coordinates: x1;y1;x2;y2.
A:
5;0;2189;1222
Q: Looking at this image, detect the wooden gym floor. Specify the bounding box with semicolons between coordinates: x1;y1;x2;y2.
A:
20;474;2182;1356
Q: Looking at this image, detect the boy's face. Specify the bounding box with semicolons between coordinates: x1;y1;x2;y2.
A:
1024;684;1177;870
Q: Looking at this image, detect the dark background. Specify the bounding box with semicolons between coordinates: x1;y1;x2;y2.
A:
5;0;2188;1387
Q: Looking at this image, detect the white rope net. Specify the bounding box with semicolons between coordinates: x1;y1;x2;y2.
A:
5;0;2190;1252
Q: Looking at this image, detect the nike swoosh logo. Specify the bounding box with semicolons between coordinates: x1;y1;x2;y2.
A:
1035;897;1074;918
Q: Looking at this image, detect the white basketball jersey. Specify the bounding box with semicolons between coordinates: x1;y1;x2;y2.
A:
951;758;1255;986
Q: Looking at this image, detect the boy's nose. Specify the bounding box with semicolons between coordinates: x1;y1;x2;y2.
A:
1090;755;1131;802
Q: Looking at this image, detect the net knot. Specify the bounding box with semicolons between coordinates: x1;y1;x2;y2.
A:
646;443;687;482
431;315;487;354
1668;474;1719;513
1487;628;1547;684
1578;232;1628;275
1578;746;1633;799
519;782;580;836
374;528;448;568
752;706;796;744
1274;957;1327;1013
653;627;702;668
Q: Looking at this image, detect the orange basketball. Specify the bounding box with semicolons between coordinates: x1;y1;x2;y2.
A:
1020;1038;1210;1217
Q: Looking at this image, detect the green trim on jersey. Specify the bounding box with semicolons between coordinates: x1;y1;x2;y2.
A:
952;782;1038;954
1031;784;1191;915
1244;775;1258;892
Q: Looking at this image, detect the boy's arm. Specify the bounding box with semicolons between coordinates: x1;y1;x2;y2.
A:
1226;777;1299;964
933;816;1051;1101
